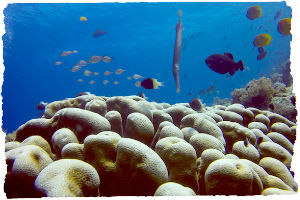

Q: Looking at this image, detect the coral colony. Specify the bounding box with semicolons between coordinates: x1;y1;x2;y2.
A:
3;3;296;197
5;87;297;197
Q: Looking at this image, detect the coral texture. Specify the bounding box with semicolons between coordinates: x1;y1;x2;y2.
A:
4;93;298;197
231;77;274;110
231;76;296;123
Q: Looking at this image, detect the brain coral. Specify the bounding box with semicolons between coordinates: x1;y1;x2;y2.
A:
196;149;225;194
165;104;195;127
105;110;123;136
259;157;297;191
189;133;225;157
154;182;196;196
51;128;79;158
43;94;104;118
5;145;53;198
205;159;263;195
61;143;84;160
124;112;155;146
4;93;298;197
5;141;22;152
21;135;55;158
225;104;254;126
35;159;100;197
106;96;153;128
151;121;174;148
83;133;168;196
232;139;260;163
15;107;111;143
151;109;173;132
85;98;107;116
155;137;197;191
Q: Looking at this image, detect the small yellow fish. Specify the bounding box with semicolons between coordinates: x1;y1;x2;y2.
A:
127;76;132;80
77;78;84;82
113;81;119;85
253;33;272;47
80;16;87;21
246;5;262;20
277;18;291;35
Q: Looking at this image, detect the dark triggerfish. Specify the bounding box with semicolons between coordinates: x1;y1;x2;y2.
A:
205;52;244;76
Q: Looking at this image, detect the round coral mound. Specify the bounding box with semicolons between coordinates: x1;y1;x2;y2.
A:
4;93;298;197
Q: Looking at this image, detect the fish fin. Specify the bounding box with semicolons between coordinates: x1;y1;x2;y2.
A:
237;60;244;71
229;70;236;76
224;52;234;60
225;73;232;78
153;79;164;89
157;81;164;88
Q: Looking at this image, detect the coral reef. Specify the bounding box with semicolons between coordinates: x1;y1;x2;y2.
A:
270;60;293;87
35;159;100;197
213;97;231;106
231;76;296;123
231;77;274;110
4;93;298;197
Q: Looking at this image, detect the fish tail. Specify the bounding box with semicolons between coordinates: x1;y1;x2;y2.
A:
237;60;244;71
157;81;164;87
153;79;164;89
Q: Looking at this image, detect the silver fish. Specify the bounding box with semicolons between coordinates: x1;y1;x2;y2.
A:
172;10;183;94
61;51;73;56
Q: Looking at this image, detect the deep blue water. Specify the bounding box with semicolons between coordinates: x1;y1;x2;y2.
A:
2;2;292;133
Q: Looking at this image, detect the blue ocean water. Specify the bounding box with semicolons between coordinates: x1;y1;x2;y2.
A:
2;2;292;133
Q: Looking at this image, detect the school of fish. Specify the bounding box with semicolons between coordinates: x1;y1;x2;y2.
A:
53;5;291;98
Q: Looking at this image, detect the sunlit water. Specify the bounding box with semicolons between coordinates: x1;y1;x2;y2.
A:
2;2;292;133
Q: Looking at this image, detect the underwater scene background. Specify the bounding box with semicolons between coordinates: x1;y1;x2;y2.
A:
2;2;292;133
